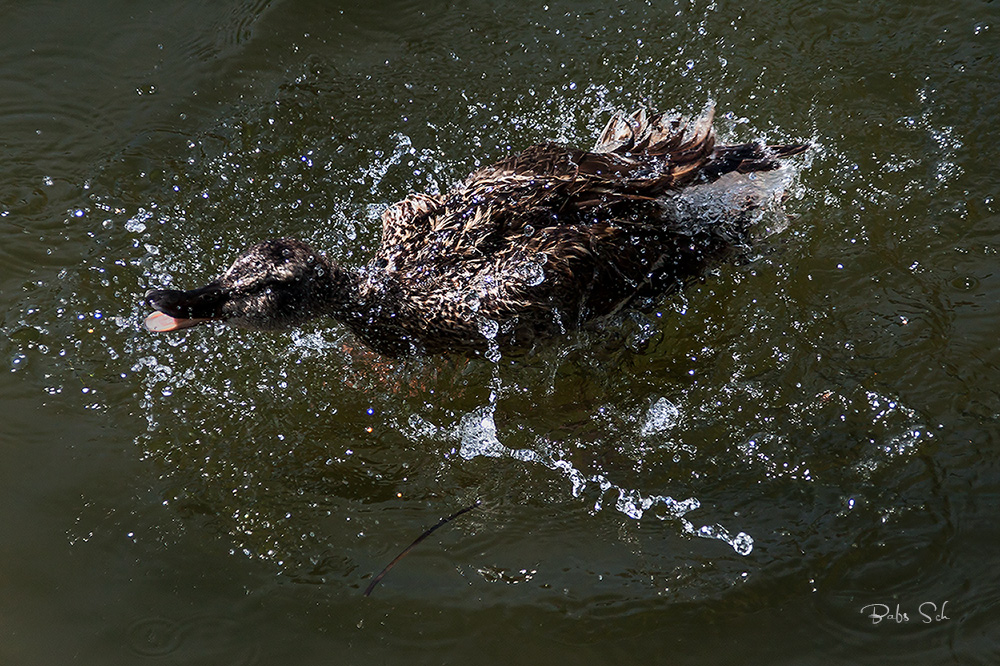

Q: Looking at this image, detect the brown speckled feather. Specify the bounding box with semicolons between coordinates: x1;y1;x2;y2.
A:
347;104;805;354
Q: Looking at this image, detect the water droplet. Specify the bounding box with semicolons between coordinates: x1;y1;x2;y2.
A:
641;398;680;435
457;406;504;459
520;261;545;287
477;318;498;339
464;292;481;313
731;532;754;555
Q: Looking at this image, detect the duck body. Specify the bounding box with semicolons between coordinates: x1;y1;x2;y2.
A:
145;105;806;356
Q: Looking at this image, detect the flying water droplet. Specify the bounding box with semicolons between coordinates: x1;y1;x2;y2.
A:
457;406;504;459
477;318;498;339
464;291;481;313
640;397;680;435
520;261;545;287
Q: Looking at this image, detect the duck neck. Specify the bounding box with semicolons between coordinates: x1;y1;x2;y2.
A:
320;263;419;356
318;260;365;321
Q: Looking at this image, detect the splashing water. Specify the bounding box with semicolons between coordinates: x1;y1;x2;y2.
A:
453;394;754;556
640;397;681;436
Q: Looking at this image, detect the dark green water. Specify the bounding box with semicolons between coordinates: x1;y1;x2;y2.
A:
2;0;999;663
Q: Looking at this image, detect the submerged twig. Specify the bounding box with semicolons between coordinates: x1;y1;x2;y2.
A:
363;499;482;597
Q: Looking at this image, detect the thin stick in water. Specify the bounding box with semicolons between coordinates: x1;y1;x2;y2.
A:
363;499;482;597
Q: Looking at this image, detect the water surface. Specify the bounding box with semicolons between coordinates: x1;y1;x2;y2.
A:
2;0;999;663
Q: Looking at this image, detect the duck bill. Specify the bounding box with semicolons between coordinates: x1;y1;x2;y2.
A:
143;310;214;332
144;283;227;333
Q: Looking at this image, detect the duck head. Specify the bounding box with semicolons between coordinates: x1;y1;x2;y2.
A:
145;239;355;332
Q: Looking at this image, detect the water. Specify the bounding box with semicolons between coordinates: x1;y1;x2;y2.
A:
2;0;999;663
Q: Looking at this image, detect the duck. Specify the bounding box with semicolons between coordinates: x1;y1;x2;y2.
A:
144;104;806;356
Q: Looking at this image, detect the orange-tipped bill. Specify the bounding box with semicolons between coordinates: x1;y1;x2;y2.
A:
143;311;212;332
144;284;226;333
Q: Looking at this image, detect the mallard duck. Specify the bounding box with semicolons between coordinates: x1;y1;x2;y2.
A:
144;104;806;356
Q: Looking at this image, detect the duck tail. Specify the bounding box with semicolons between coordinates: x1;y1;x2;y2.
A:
594;103;808;184
594;102;717;165
701;141;809;181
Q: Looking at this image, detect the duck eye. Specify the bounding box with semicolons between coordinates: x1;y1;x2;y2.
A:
375;258;388;269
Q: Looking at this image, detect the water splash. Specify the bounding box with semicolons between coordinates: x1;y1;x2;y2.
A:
451;398;754;556
457;405;505;460
640;397;681;436
518;259;545;287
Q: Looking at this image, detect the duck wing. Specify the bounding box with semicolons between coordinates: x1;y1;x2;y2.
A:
378;105;806;269
372;104;805;300
357;106;806;353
